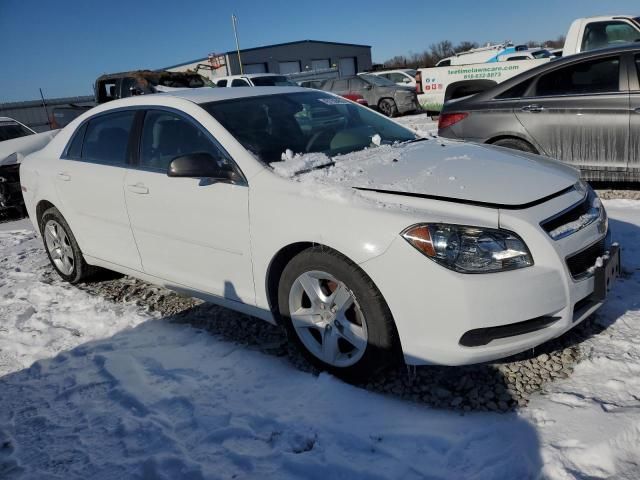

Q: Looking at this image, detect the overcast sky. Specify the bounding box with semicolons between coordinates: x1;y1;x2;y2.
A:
1;0;638;102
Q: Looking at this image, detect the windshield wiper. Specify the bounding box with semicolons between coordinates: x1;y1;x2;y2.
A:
398;137;429;146
291;160;336;176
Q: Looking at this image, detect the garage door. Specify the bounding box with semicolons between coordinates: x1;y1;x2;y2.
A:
244;63;267;74
279;61;301;75
311;59;330;71
339;57;356;76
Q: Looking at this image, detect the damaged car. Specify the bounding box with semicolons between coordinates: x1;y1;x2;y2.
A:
20;88;620;381
0;117;57;216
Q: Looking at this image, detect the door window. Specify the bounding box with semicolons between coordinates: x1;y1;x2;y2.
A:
332;79;349;91
581;21;640;51
216;79;228;87
349;77;367;90
389;72;410;83
534;57;620;96
231;79;250;87
82;111;135;165
139;110;231;172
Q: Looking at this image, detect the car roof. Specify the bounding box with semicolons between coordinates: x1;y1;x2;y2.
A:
158;86;311;103
217;73;285;80
0;117;19;123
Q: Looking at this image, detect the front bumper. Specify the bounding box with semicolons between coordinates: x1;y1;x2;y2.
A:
0;164;25;212
395;95;421;114
360;188;616;365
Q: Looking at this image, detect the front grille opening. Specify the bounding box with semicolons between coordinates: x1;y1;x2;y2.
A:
566;238;606;279
541;196;591;235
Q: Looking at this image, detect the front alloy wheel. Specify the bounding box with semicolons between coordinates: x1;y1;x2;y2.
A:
278;247;399;381
288;270;368;368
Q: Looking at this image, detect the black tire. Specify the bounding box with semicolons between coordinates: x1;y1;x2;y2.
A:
278;246;399;382
491;137;538;154
40;207;98;284
378;98;398;118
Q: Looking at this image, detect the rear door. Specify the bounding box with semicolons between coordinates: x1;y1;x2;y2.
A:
628;53;640;174
54;110;142;269
514;54;629;171
123;109;254;302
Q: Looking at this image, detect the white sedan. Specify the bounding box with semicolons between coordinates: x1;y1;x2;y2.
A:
19;87;620;381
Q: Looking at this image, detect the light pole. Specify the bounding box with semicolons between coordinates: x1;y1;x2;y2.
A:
232;14;243;75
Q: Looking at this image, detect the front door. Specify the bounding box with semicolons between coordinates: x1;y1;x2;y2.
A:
515;54;629;171
54;110;142;270
123;109;254;303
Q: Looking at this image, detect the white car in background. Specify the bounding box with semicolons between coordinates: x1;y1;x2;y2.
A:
19;87;619;381
368;69;417;88
214;73;296;87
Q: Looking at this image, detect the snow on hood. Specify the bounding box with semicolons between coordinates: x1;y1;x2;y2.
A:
0;130;59;166
271;139;579;207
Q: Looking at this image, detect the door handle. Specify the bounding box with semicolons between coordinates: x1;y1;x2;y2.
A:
521;104;545;113
127;183;149;194
57;172;71;181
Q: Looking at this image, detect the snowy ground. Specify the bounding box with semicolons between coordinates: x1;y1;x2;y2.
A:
0;199;639;479
394;112;437;137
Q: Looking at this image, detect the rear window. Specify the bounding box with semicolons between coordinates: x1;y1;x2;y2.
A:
82;111;135;166
495;78;534;99
581;21;640;51
0;121;34;141
534;56;620;96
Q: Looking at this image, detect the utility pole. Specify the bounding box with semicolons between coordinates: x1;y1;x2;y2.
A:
232;14;243;75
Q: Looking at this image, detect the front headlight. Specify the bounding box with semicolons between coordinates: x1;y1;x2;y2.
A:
401;224;533;273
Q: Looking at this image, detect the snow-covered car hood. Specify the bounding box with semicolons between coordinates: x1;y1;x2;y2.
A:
0;130;59;166
274;139;579;208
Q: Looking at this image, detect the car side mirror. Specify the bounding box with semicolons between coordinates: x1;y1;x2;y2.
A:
168;152;238;182
402;78;411;83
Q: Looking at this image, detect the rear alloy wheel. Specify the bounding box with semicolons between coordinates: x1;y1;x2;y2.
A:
40;207;98;284
378;98;398;117
44;220;75;276
278;247;399;381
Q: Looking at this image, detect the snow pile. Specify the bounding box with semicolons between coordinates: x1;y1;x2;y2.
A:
0;200;639;478
271;150;333;177
394;112;438;137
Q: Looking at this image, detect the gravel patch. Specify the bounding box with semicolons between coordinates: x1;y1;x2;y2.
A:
596;189;640;201
75;272;605;414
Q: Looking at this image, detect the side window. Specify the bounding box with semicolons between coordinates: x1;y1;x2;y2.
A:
332;79;349;91
534;57;620;96
82;111;135;166
437;59;451;67
349;77;367;90
65;123;88;159
635;55;640;88
581;21;640;52
389;73;408;83
216;79;228;87
231;79;250;87
139;110;230;172
495;78;534;99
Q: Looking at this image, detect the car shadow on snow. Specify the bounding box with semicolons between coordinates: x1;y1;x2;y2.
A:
0;300;545;480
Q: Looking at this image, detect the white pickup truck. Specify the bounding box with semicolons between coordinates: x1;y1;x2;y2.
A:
417;14;640;111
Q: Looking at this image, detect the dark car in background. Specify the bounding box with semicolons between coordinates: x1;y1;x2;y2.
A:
438;44;640;182
321;74;420;117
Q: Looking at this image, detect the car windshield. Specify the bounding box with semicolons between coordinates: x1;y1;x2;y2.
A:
0;121;34;142
203;91;417;165
359;74;396;87
532;49;552;59
405;69;417;77
251;75;296;86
